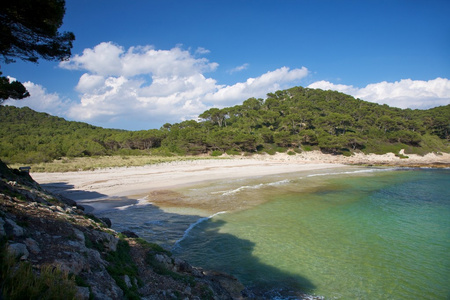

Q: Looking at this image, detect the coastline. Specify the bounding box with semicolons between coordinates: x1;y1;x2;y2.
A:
31;151;450;204
27;152;450;299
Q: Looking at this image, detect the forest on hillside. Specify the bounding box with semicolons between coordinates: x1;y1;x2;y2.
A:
1;86;449;164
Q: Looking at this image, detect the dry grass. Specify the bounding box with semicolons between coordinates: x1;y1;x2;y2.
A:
9;155;228;173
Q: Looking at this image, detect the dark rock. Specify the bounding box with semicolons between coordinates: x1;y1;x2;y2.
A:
8;243;29;259
99;217;112;228
58;194;77;207
24;238;41;254
5;218;24;236
76;286;90;300
121;230;139;238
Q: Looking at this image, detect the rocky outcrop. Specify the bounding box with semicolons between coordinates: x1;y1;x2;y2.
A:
0;161;247;299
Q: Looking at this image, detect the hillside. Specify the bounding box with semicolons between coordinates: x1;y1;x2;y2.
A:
1;86;449;164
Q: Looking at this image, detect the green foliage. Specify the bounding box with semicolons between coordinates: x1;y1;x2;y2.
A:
0;106;166;163
225;149;241;155
0;72;30;101
265;148;277;155
210;150;223;156
105;239;140;299
1;87;449;163
1;0;75;103
0;0;75;64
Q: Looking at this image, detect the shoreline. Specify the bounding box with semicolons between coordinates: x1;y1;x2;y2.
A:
28;152;449;299
31;151;449;204
31;159;346;202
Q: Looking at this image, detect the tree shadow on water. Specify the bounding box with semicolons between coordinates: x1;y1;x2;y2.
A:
173;218;317;298
39;180;317;298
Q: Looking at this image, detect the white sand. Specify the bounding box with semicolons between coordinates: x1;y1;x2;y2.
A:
31;151;449;202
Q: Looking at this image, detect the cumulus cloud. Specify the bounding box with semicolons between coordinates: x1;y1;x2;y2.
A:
207;67;309;103
308;78;450;109
57;42;308;128
60;42;218;77
3;82;72;116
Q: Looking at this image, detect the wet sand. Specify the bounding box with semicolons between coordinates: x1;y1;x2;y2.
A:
31;151;449;206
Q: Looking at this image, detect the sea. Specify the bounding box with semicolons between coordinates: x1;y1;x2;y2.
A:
92;166;450;299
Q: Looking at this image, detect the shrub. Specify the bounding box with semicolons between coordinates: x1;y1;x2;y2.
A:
225;149;241;156
265;148;276;155
210;150;223;157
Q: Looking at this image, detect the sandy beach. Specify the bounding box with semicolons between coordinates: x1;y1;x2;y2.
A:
31;151;450;205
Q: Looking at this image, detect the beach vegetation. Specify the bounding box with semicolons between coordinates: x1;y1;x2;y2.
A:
0;87;448;167
211;150;223;156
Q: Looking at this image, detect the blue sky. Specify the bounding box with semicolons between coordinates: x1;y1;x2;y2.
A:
3;0;450;130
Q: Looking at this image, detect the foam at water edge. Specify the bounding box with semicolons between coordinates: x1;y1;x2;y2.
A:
306;168;396;178
116;195;152;211
172;211;227;250
221;179;291;196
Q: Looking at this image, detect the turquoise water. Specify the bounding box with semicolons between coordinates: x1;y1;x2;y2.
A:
95;167;450;299
171;168;450;299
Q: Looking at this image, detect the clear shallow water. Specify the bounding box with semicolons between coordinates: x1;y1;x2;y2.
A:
96;167;450;299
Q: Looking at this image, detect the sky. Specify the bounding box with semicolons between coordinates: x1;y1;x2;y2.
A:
3;0;450;130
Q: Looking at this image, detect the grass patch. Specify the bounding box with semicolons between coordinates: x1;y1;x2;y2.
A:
105;239;141;300
1;238;78;299
135;238;171;254
1;189;27;201
83;213;106;228
9;155;230;172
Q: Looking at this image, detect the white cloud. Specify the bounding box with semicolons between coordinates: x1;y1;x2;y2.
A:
56;42;309;128
308;78;450;109
195;47;211;55
207;67;309;104
60;42;218;77
228;63;249;74
3;82;72;116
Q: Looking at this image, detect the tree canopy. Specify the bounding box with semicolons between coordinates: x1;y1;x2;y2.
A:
0;0;75;102
0;87;448;164
0;72;30;101
0;0;75;64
